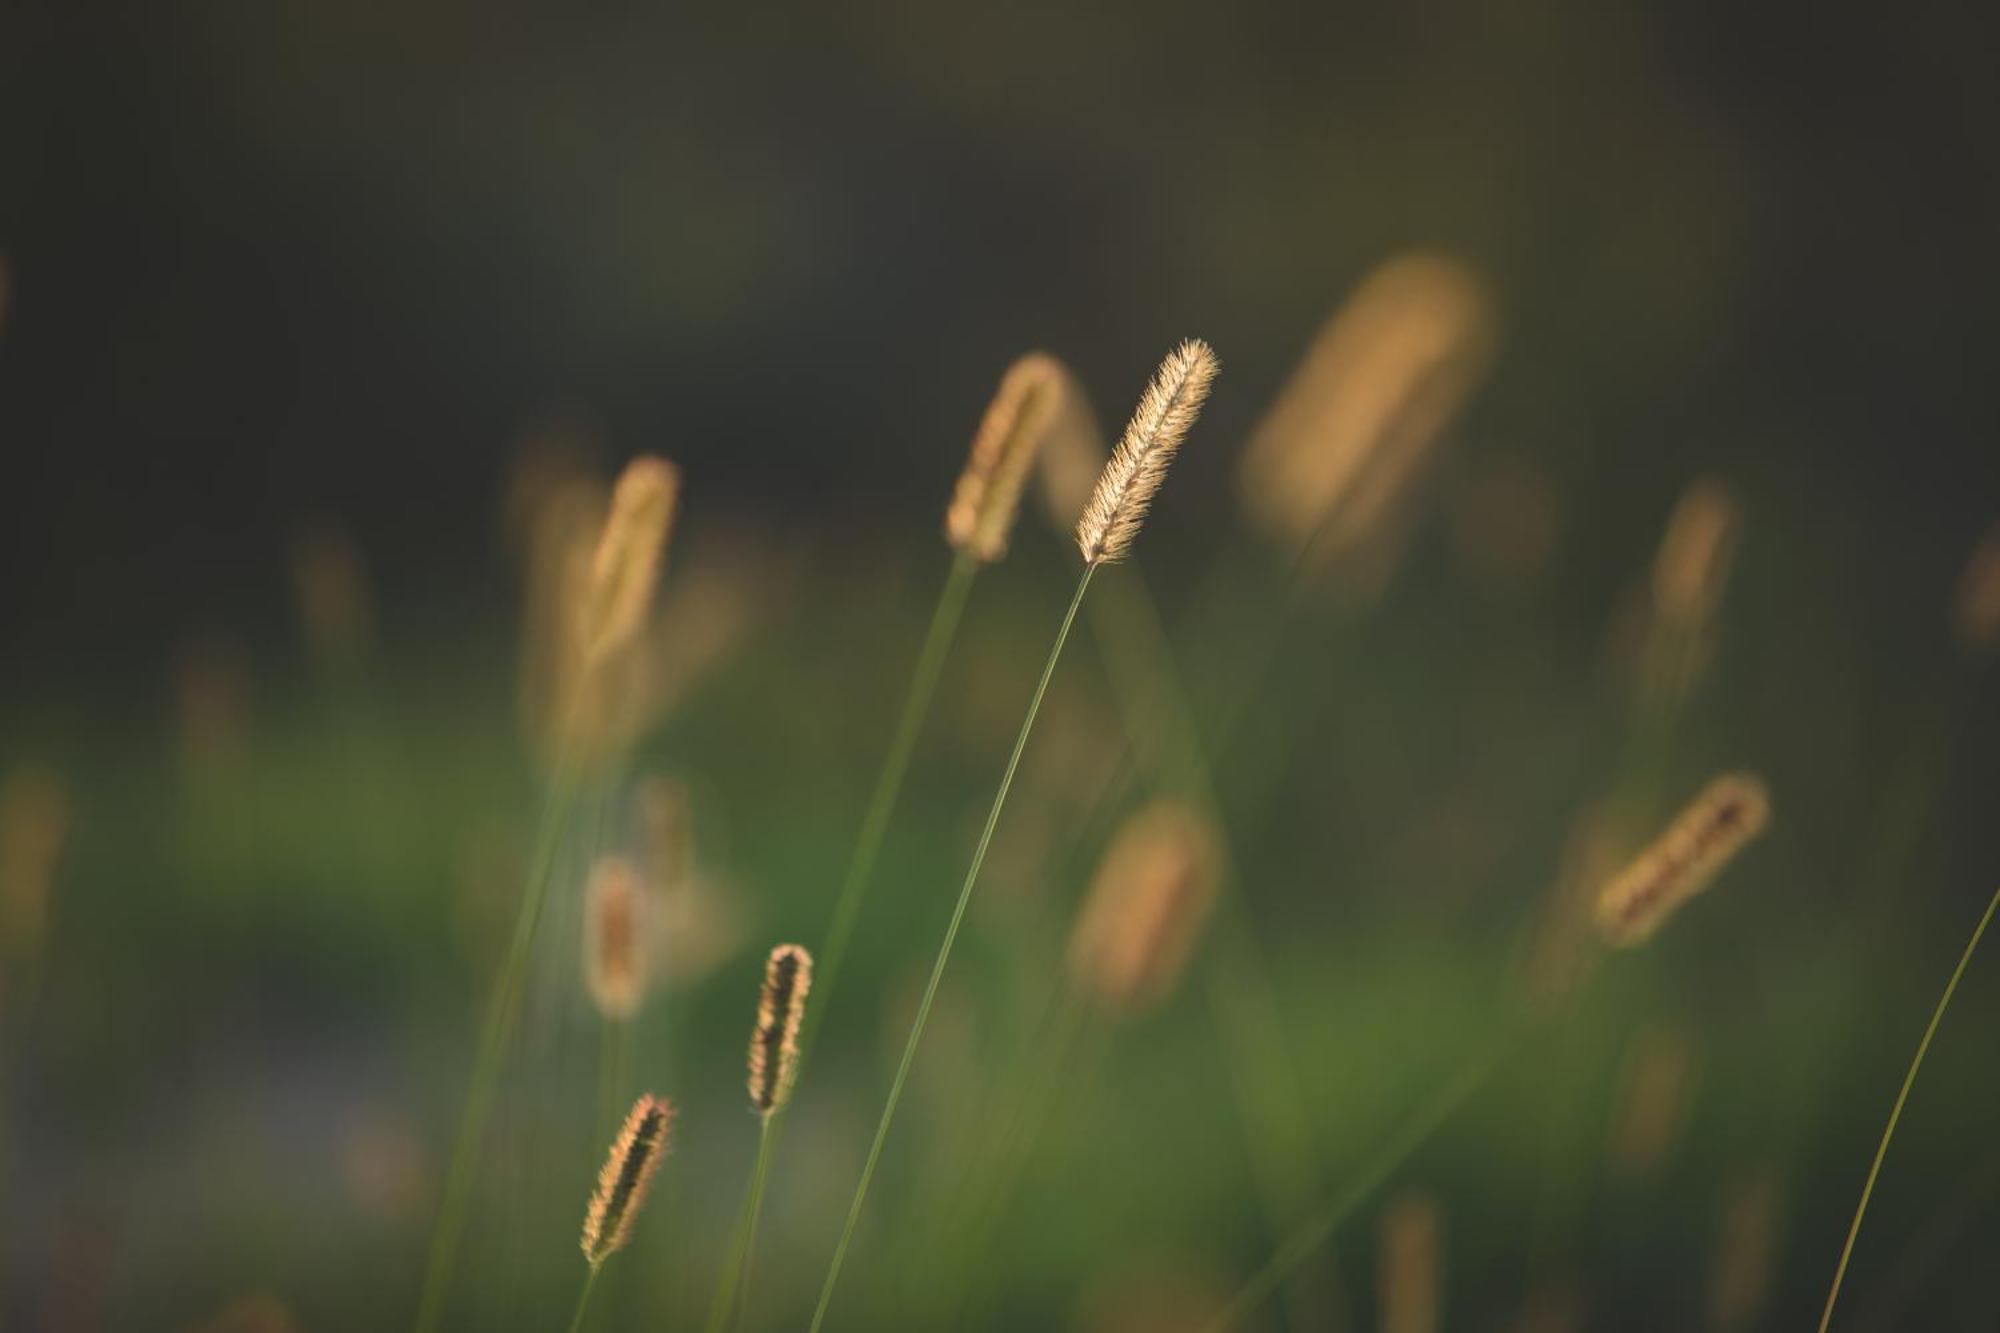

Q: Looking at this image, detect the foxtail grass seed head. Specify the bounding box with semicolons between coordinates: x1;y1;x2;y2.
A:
1708;1167;1785;1332
584;856;651;1021
946;352;1070;563
1239;252;1494;562
1652;477;1741;628
1952;521;2000;653
579;455;680;665
1067;800;1221;1014
1595;774;1770;947
747;943;812;1115
1378;1191;1444;1333
1076;340;1218;566
581;1093;673;1266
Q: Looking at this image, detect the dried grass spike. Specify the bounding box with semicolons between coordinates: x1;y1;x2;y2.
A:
580;456;681;664
583;856;650;1021
748;943;813;1114
946;352;1067;563
1595;774;1770;947
581;1093;673;1266
1076;340;1218;565
1067;800;1221;1013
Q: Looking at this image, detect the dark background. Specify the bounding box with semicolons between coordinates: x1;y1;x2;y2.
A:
4;1;1996;680
3;4;1999;1331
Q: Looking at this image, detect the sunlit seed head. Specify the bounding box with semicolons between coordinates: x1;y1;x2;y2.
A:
1595;774;1770;947
946;352;1072;564
1378;1191;1444;1333
580;1094;673;1266
578;456;680;665
1239;253;1494;568
747;943;813;1115
1067;800;1221;1014
1076;340;1219;566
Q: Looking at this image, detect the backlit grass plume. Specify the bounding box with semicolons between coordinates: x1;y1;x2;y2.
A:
1594;774;1770;947
1238;253;1494;567
946;352;1074;564
748;943;812;1115
1077;339;1218;565
1652;477;1741;629
584;856;650;1022
579;456;680;665
1067;799;1221;1014
1952;521;2000;652
581;1093;673;1266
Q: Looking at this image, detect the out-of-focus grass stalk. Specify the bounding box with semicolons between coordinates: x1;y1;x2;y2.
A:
413;735;583;1333
806;565;1095;1333
1816;884;2000;1333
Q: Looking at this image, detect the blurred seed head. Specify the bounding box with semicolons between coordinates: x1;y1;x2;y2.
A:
581;1093;673;1266
0;766;68;958
632;775;748;991
748;943;812;1115
1652;477;1741;628
290;518;375;669
1239;253;1496;572
192;1294;304;1333
584;856;652;1022
1077;340;1218;566
1708;1166;1785;1332
340;1101;430;1225
946;351;1072;563
1606;1021;1699;1176
1067;799;1221;1014
176;636;253;770
1595;773;1770;947
579;455;681;665
1378;1190;1444;1333
1952;521;2000;653
1071;1252;1235;1333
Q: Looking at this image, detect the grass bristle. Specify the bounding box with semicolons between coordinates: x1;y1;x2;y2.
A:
581;1093;674;1267
748;944;813;1115
1076;340;1218;566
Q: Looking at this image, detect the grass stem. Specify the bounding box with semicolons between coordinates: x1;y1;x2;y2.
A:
806;563;1095;1333
1815;883;2000;1333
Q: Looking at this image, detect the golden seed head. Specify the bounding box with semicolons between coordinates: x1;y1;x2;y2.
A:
578;456;681;665
1652;477;1741;628
1606;1022;1699;1175
945;352;1075;564
1239;252;1494;567
1595;774;1771;947
583;856;651;1022
747;943;813;1115
1952;522;2000;654
1067;800;1221;1014
580;1093;673;1266
1076;340;1219;566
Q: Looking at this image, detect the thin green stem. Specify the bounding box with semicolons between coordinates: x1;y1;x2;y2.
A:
1816;884;2000;1333
732;1119;779;1333
566;1266;602;1333
413;742;582;1333
704;1117;777;1333
801;551;979;1066
806;563;1096;1333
